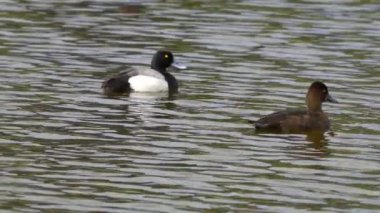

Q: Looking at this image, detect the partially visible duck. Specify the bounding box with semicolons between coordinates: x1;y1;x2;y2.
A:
102;50;186;95
251;81;338;133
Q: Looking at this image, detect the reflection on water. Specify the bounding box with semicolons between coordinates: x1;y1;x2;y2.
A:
0;0;380;212
306;131;328;147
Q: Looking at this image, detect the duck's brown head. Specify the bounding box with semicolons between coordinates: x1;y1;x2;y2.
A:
306;81;338;112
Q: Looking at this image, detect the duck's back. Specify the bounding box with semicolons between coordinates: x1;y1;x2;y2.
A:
254;108;330;133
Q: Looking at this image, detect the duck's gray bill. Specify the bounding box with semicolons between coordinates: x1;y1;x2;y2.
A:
172;61;187;69
325;94;338;103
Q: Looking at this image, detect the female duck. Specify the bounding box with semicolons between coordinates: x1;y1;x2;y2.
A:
102;50;186;95
252;81;338;133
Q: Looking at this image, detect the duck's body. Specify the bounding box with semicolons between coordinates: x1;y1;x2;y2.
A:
102;67;174;94
254;108;330;133
252;81;337;133
102;50;185;96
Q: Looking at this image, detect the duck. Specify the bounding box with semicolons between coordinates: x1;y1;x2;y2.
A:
251;81;338;133
102;50;186;95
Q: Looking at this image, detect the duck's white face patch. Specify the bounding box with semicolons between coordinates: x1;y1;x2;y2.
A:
128;75;168;92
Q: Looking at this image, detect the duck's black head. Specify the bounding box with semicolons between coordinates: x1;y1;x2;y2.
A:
150;50;175;72
150;50;186;72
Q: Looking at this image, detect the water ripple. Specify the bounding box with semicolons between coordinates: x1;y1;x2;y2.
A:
0;0;379;212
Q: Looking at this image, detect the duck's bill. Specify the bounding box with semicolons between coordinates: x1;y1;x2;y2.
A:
172;61;187;69
325;94;338;103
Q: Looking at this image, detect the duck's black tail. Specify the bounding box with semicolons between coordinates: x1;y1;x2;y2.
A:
102;77;131;96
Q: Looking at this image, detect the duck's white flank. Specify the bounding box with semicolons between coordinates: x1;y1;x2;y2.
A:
128;75;168;92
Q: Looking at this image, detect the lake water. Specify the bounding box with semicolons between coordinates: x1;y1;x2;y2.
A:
0;0;379;212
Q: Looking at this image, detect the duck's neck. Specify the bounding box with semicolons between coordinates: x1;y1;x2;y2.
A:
306;97;322;112
151;64;166;73
307;104;322;112
150;56;167;73
163;72;178;92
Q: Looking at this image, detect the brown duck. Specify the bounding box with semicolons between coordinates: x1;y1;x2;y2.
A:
251;81;338;133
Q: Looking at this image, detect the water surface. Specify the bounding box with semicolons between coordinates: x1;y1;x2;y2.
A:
0;0;379;212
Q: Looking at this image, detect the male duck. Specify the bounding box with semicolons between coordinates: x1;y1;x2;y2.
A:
102;50;186;95
251;81;338;133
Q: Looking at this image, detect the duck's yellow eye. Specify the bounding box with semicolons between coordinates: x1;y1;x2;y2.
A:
164;54;169;59
322;89;327;93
